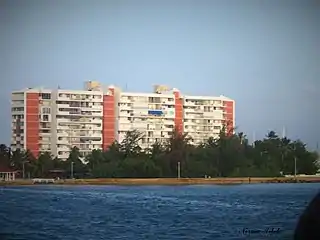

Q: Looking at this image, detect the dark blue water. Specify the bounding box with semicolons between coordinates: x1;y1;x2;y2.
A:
0;183;319;240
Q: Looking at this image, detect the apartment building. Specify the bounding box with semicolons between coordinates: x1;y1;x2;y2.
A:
11;82;104;160
117;90;180;149
11;82;234;160
183;95;234;145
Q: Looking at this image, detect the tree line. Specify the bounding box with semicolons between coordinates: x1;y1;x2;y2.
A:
0;127;319;179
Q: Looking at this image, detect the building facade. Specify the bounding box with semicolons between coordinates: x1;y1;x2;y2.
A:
11;82;235;160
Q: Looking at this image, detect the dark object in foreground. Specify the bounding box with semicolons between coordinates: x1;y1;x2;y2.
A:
294;191;320;239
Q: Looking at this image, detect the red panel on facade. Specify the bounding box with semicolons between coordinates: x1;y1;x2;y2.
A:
26;93;39;158
223;100;234;136
102;88;115;150
174;91;183;134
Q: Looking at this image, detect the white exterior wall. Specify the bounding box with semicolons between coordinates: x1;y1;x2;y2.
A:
38;90;53;155
11;87;105;160
117;92;175;149
183;95;233;145
55;89;104;160
11;92;25;151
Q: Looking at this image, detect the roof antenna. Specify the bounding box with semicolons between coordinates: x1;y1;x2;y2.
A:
282;126;286;138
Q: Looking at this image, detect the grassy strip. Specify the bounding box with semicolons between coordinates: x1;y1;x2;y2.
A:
1;177;320;186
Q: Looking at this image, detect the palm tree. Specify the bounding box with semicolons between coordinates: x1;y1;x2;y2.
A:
0;144;10;167
120;130;144;157
164;128;192;177
85;149;104;171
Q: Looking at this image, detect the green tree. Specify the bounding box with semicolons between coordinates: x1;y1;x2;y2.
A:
120;130;144;157
0;144;11;167
3;127;318;179
164;128;192;177
85;149;104;173
35;152;54;177
65;147;88;178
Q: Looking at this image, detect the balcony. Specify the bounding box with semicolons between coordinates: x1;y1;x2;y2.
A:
184;101;196;106
163;120;174;125
90;125;103;131
184;128;196;133
57;95;72;101
213;102;223;108
119;125;132;131
90;98;103;103
119;111;131;117
162;100;175;105
118;118;131;124
184;121;197;125
56;103;70;108
119;104;132;111
57;145;70;151
203;112;216;118
58;153;70;160
87;118;100;124
119;99;132;104
81;106;103;111
57;131;70;137
91;111;103;117
184;108;196;113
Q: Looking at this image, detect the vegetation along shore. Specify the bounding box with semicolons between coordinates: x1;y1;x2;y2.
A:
0;126;319;181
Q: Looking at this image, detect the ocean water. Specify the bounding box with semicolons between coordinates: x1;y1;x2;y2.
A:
0;183;319;240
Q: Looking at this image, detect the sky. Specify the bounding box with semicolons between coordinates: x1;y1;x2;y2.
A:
1;0;319;149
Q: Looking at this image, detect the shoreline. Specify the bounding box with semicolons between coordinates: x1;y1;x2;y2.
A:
1;177;320;186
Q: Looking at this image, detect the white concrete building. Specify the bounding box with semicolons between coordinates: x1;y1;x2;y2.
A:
183;95;235;144
11;81;104;160
117;91;176;149
11;82;235;160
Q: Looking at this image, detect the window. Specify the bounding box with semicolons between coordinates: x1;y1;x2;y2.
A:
41;93;51;99
11;107;24;112
56;101;68;104
42;107;51;114
43;115;49;121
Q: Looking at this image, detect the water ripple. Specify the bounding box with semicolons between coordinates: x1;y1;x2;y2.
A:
0;183;319;240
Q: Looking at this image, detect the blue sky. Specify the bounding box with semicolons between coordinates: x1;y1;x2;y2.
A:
1;0;319;148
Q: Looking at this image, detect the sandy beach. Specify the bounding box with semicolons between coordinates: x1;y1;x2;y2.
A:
1;177;320;186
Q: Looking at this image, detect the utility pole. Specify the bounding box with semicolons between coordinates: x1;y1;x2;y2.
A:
69;126;74;179
282;126;286;139
177;161;181;179
294;144;297;179
71;161;74;179
22;161;25;179
294;156;297;178
252;131;255;147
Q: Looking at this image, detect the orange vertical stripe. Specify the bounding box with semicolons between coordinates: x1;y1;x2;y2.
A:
174;91;183;134
223;101;234;136
102;88;115;150
26;92;39;158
